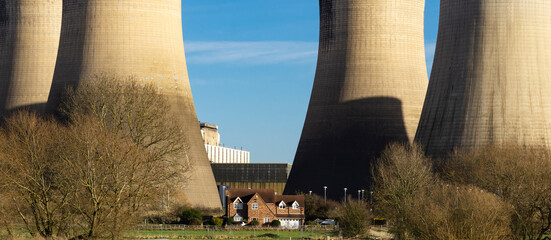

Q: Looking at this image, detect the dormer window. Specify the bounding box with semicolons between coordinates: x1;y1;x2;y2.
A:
292;201;299;209
279;201;286;209
233;197;243;209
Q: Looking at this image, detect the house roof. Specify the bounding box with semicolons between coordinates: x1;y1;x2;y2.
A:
227;189;275;203
274;195;305;206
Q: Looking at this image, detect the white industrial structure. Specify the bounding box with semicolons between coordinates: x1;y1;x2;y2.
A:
201;123;250;164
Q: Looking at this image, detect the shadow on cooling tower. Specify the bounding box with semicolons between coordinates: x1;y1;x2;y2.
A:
0;1;16;114
416;0;484;157
285;97;409;201
46;1;89;114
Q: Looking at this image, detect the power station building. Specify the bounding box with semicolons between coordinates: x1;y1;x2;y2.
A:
202;123;288;194
415;1;551;156
0;0;62;113
38;0;220;209
212;163;292;195
201;123;250;164
284;0;429;200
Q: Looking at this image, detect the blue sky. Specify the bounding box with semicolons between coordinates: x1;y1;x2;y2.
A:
182;0;440;163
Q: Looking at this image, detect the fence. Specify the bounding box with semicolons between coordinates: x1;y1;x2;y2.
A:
133;224;338;239
136;224;337;231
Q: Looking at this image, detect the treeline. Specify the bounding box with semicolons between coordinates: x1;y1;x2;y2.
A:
302;143;551;240
375;143;551;240
0;76;190;239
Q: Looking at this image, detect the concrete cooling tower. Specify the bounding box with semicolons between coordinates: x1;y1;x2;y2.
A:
284;0;428;200
48;0;221;209
416;1;551;157
0;0;62;113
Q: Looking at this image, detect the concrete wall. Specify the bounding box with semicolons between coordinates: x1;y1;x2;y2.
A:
285;0;428;200
0;0;62;113
205;145;250;163
416;1;551;157
47;0;221;210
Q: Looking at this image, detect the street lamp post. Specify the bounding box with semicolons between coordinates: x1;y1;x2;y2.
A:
370;191;373;205
323;186;327;205
358;190;361;201
309;191;312;196
361;189;365;201
344;188;347;203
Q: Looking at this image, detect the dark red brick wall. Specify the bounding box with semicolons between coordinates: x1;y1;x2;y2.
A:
246;194;276;224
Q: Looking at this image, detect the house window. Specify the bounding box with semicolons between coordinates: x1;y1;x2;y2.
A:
264;217;271;223
251;217;258;221
292;202;299;209
252;203;258;210
279;202;286;209
234;202;243;210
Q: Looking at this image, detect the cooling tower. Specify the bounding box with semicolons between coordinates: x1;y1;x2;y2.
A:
416;1;551;157
48;0;221;209
284;0;428;200
0;0;62;114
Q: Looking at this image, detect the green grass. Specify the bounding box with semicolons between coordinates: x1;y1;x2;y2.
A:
124;228;337;239
1;227;337;239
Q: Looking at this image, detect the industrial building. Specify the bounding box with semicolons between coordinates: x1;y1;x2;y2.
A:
415;1;551;156
201;123;250;164
284;0;428;200
212;163;292;195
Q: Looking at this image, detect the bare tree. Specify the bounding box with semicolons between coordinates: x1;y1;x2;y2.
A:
0;75;191;239
374;143;511;240
58;117;151;238
373;143;435;239
441;145;551;240
60;74;188;164
0;111;75;238
58;75;190;239
0;193;15;237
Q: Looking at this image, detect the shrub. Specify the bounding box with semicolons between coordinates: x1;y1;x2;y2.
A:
212;217;224;227
248;220;260;226
306;221;320;226
270;220;281;227
304;194;340;221
224;217;235;225
176;207;202;225
258;233;278;238
338;200;371;238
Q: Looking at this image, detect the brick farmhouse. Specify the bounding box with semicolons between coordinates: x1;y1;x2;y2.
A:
226;189;305;229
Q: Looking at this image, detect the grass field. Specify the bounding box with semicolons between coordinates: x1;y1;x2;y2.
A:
1;228;338;240
124;228;337;239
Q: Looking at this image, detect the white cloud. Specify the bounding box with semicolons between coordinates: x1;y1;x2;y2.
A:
184;41;318;65
185;40;438;71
